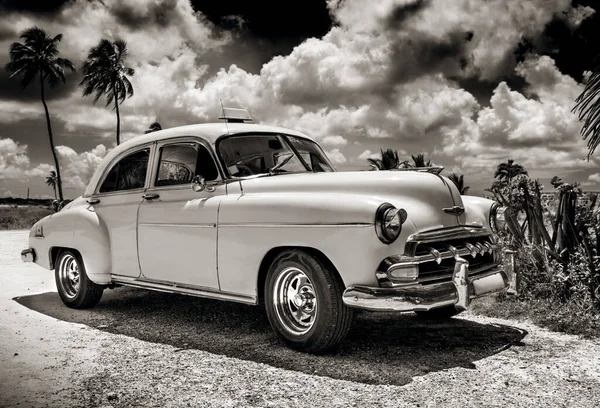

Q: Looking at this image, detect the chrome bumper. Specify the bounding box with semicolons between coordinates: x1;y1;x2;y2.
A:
21;248;35;263
343;250;518;312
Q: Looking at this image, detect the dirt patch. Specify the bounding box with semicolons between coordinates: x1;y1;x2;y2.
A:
16;287;527;386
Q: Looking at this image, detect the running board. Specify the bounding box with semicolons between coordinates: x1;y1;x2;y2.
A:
111;275;257;305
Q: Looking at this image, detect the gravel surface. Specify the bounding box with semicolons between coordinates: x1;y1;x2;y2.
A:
1;230;600;407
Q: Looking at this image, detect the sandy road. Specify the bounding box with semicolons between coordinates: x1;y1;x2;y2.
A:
1;230;600;407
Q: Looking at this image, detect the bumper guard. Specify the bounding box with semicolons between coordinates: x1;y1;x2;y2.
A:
21;248;36;263
342;249;518;312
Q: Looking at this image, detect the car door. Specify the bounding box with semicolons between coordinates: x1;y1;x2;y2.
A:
136;137;223;290
88;144;155;278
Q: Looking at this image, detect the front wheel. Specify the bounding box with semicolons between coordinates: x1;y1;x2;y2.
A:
264;250;353;353
55;249;104;309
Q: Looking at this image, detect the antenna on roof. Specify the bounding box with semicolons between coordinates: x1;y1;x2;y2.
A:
219;99;229;134
218;104;253;124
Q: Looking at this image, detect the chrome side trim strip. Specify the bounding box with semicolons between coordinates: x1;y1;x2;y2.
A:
111;275;257;305
138;223;216;228
218;222;372;228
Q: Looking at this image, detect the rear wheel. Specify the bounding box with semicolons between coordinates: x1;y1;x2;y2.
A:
55;249;104;309
415;305;462;319
264;250;353;353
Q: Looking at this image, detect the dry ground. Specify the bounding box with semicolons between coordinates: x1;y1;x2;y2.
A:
1;230;600;407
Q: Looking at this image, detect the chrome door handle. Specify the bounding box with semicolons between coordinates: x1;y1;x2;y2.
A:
142;193;160;200
87;198;100;205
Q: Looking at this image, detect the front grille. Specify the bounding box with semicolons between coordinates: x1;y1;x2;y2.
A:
413;236;498;285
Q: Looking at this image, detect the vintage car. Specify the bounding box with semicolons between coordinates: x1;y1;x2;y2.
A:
21;108;518;352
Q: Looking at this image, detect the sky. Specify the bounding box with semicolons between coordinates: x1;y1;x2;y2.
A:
1;0;600;199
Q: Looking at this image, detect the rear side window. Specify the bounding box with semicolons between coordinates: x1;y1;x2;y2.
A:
155;142;219;187
99;149;150;193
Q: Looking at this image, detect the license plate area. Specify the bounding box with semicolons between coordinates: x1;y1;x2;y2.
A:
472;273;505;296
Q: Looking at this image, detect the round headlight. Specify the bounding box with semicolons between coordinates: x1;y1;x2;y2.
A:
375;203;407;244
490;203;507;233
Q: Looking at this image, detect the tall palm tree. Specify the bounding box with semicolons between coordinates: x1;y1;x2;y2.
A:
447;173;470;195
573;56;600;158
80;38;134;145
367;149;401;170
144;121;162;134
45;170;57;200
494;159;528;181
411;153;432;167
5;27;74;202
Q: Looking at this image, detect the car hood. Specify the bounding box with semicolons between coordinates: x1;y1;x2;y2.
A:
237;171;467;232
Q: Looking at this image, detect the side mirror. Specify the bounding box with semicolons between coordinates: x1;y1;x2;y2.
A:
52;200;64;212
192;175;218;193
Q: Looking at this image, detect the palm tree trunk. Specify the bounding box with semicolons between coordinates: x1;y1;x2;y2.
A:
113;80;120;145
40;74;64;202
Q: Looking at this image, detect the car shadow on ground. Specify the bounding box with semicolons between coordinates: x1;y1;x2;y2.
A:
15;287;527;386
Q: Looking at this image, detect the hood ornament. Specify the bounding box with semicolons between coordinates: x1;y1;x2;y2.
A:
443;206;465;216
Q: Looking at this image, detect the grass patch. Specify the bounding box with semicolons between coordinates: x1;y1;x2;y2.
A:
472;296;600;339
0;206;53;230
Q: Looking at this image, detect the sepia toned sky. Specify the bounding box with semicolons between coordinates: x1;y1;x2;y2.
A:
0;0;599;198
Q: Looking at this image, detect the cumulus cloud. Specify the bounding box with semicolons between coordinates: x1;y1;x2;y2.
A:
443;54;591;179
588;173;600;184
0;138;30;179
358;150;377;160
326;148;347;164
0;0;596;193
28;144;109;189
0;0;229;137
321;135;348;146
559;4;596;30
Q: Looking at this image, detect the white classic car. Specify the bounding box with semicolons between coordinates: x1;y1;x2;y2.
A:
21;109;517;352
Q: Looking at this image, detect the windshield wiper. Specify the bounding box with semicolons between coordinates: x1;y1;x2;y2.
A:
268;153;294;175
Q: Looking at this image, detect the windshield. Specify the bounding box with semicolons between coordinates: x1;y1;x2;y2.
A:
217;134;334;177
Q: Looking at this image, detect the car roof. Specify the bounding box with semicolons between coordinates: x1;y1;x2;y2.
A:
83;122;316;197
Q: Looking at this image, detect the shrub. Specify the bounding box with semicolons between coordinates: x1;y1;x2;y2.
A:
488;161;600;325
0;206;54;230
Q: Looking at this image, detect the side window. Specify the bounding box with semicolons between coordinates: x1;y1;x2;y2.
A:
99;149;150;193
155;142;218;187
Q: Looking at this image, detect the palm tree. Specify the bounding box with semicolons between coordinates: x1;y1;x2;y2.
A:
80;38;134;145
144;121;162;134
447;173;470;195
573;56;600;158
494;159;528;181
367;149;401;170
46;170;57;199
411;153;432;167
5;27;74;202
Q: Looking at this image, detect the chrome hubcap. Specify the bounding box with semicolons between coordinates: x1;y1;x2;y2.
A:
58;254;80;299
273;267;317;335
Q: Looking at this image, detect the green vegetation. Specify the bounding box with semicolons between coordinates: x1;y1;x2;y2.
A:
0;206;54;230
5;27;75;202
80;38;135;146
481;161;600;335
363;151;600;337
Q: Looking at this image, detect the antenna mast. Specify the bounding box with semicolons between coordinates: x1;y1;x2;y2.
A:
219;98;229;134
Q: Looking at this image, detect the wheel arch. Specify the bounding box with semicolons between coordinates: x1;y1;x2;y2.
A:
256;246;345;304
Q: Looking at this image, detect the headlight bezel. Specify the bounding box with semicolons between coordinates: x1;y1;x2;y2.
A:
375;203;407;244
489;202;507;233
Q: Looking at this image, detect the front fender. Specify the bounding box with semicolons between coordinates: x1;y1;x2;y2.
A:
217;192;417;297
461;195;496;231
